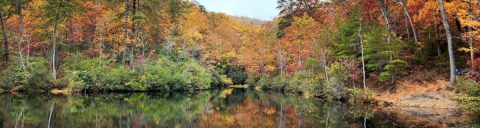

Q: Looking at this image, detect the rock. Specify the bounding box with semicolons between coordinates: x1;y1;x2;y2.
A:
50;89;72;95
396;92;459;109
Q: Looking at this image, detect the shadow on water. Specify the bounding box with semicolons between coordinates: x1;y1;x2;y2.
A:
0;88;478;128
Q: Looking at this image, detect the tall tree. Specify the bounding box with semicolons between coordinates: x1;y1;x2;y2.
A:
379;0;395;85
358;21;366;89
42;0;78;80
0;11;8;62
396;0;418;44
437;0;456;84
17;0;26;69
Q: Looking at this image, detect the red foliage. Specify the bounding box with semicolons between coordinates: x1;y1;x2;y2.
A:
82;49;100;57
467;57;480;81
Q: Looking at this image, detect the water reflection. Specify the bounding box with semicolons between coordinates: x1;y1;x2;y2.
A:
0;88;477;128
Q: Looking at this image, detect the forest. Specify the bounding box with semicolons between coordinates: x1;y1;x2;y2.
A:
0;0;480;127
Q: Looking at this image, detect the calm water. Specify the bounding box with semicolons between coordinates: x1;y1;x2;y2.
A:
0;88;478;128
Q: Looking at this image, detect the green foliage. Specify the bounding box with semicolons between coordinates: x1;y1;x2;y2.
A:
214;59;247;85
456;76;480;96
334;8;360;59
63;54;212;91
0;57;49;90
456;96;480;112
41;0;80;28
363;25;406;83
257;72;325;97
455;76;480;112
285;72;322;95
347;87;374;103
326;62;349;99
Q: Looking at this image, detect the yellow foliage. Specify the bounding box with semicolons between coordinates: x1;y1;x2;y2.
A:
220;88;234;98
220;75;234;85
223;51;236;59
265;65;276;72
458;47;477;53
263;107;276;115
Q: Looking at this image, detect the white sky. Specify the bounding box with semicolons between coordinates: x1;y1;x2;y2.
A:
194;0;279;21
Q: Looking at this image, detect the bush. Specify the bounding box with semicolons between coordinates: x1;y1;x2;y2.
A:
270;76;289;90
0;57;49;91
258;72;325;96
326;62;349;99
347;87;374;103
456;97;480;112
64;54;212;92
456;76;480;96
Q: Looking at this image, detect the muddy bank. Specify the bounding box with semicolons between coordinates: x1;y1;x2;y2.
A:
372;107;475;128
373;79;461;108
370;79;478;127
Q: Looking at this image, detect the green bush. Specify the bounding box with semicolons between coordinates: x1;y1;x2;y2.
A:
64;54;212;92
456;76;480;96
0;57;49;91
270;76;289;90
327;62;349;99
259;72;325;96
456;96;480;112
347;87;374;103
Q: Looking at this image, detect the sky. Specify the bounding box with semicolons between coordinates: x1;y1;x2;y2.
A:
194;0;279;21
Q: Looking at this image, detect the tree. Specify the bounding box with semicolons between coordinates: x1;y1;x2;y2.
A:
396;0;418;44
458;0;480;63
358;21;366;89
437;0;456;84
17;0;26;69
42;0;79;80
281;13;320;72
0;9;8;62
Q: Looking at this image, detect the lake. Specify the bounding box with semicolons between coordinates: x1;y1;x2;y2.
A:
0;88;478;128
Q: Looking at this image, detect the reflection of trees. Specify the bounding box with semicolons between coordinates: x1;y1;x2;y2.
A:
0;94;66;128
1;90;464;128
198;89;333;127
0;92;216;128
197;97;297;127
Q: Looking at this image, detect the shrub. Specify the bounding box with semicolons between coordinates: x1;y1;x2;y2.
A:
0;56;49;91
64;54;213;92
347;87;374;103
270;76;289;90
456;97;480;112
187;63;212;89
262;72;325;96
327;62;349;99
456;76;480;96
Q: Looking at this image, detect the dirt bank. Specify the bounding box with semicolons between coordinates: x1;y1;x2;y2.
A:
372;107;474;128
373;79;461;108
371;79;474;126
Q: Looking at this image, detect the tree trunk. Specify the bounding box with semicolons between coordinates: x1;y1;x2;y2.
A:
435;25;442;56
130;0;138;69
359;22;366;89
379;0;395;85
399;0;418;43
469;27;474;62
17;0;25;69
51;7;61;81
467;0;475;63
297;49;302;71
123;0;129;65
52;22;58;81
0;12;8;62
437;0;456;84
47;103;55;128
322;51;329;88
14;108;23;128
